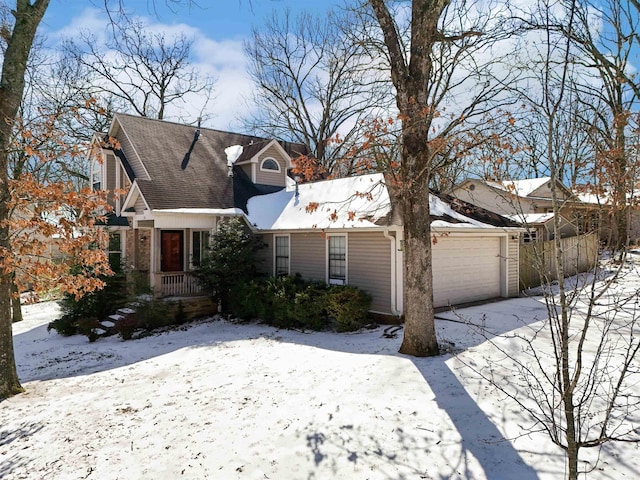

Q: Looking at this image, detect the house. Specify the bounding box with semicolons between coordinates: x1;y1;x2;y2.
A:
574;189;640;246
246;174;522;316
450;177;587;242
91;113;306;296
504;213;578;243
92;114;522;318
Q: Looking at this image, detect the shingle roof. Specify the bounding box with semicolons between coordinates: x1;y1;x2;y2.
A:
432;192;521;228
113;113;305;211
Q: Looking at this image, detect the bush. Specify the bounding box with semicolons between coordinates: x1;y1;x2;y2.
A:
228;275;369;332
47;315;83;337
114;315;138;340
50;268;128;338
289;282;331;331
133;297;173;331
326;285;372;332
192;217;265;312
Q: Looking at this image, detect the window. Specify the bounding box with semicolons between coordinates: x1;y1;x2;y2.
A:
91;159;102;191
328;235;346;284
260;158;280;172
192;230;211;267
274;236;289;276
523;230;537;244
108;232;122;270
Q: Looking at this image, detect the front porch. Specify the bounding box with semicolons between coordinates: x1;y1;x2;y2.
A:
123;222;215;299
154;272;204;297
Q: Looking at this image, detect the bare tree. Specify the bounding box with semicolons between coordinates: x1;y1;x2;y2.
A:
460;1;640;477
367;0;511;356
243;8;392;174
63;17;214;122
523;0;640;251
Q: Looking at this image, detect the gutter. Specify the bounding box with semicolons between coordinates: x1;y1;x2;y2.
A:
384;229;403;317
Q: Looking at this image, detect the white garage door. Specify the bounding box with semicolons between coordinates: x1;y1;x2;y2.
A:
432;236;502;308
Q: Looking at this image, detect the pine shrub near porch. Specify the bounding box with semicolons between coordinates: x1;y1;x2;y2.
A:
191;217;265;312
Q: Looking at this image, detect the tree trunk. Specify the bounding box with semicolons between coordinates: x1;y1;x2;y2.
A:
369;0;445;357
0;0;50;399
11;277;23;323
612;112;628;253
398;165;439;356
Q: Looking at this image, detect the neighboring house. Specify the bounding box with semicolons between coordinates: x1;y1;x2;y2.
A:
504;213;578;243
92;114;522;318
574;190;640;246
450;177;587;242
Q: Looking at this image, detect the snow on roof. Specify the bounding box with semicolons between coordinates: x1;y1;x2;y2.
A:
247;173;507;231
575;191;611;204
487;177;551;197
505;212;555;224
224;145;243;166
247;173;391;230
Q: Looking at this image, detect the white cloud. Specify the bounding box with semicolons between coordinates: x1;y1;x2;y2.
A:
52;7;255;132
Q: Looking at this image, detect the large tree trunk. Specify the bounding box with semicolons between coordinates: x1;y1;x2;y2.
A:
398;156;439;356
370;0;444;356
0;0;50;399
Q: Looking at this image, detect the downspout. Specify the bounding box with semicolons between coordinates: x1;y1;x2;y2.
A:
384;229;402;317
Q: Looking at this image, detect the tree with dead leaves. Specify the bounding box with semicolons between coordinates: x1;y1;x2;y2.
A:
367;0;511;356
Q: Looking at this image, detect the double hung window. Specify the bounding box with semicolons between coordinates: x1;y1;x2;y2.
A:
328;236;346;284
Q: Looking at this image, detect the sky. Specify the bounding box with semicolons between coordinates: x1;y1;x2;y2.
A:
37;0;344;132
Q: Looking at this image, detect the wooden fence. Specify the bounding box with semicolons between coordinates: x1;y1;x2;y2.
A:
519;232;599;289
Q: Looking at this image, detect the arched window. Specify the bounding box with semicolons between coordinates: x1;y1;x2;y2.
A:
260;157;280;172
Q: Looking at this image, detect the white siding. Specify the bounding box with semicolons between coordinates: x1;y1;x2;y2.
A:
507;235;519;297
452;183;536;216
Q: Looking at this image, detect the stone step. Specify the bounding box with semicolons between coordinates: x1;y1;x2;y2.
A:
116;307;136;316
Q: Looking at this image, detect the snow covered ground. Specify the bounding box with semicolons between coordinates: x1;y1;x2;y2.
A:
2;259;640;479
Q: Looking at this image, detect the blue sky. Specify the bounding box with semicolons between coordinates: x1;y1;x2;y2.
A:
38;0;343;131
43;0;341;40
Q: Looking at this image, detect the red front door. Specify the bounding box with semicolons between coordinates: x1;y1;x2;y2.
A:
161;231;184;272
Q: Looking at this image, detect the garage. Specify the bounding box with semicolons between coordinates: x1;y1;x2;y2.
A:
432;235;502;308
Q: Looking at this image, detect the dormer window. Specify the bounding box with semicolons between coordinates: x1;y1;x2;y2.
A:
260;157;280;172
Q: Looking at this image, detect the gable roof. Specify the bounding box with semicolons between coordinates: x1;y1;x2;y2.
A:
111;113;305;211
247;173;520;231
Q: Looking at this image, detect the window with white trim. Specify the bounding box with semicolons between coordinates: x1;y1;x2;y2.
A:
328;235;346;285
274;235;290;276
260;157;280;172
192;230;211;267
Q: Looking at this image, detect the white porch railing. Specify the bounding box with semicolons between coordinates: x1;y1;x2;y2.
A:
155;272;203;297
